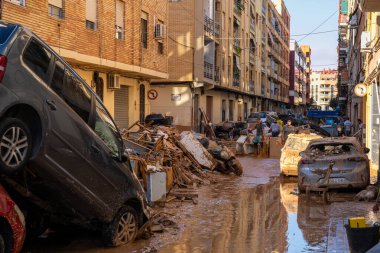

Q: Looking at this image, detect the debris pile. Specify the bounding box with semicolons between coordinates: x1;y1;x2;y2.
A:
124;122;243;191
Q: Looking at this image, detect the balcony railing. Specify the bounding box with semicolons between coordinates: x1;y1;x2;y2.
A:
249;80;255;93
234;38;240;48
215;22;221;37
233;72;240;87
214;66;220;83
204;61;213;80
204;15;214;37
250;51;255;63
250;20;255;32
234;0;244;15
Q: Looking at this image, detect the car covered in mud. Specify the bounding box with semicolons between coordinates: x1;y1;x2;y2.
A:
0;184;25;253
280;134;323;176
0;21;149;246
298;137;370;191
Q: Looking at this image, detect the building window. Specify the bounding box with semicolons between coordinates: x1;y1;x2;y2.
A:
158;42;164;54
48;0;64;19
86;0;97;30
115;0;124;40
6;0;25;6
141;12;148;49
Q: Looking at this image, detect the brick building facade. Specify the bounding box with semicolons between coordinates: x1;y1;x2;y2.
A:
2;0;168;129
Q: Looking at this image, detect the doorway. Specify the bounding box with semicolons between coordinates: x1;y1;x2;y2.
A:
206;96;213;122
139;84;145;123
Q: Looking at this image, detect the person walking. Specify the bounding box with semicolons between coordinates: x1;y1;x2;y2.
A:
358;119;363;144
255;119;264;143
270;121;281;137
283;119;295;143
344;117;352;136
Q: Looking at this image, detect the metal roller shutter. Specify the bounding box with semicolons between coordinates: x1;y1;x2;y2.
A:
114;85;129;130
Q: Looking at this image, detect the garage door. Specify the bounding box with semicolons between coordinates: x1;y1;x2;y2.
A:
114;86;129;130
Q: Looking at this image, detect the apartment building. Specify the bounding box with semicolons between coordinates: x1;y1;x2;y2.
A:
1;0;168;130
300;45;312;105
265;0;290;113
289;40;307;113
338;0;349;113
310;69;338;110
150;0;290;129
343;0;380;167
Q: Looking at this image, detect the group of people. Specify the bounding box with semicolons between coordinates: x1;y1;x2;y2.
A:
250;118;296;145
338;117;363;137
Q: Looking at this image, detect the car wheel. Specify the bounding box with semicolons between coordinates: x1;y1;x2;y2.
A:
0;234;4;253
103;206;141;247
0;118;32;174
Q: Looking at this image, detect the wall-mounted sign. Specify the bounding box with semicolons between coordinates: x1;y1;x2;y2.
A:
354;83;367;97
171;94;181;101
147;89;158;100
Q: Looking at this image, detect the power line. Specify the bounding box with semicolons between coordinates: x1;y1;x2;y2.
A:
297;10;338;43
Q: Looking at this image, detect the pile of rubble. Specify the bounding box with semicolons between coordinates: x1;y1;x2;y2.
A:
123;122;243;192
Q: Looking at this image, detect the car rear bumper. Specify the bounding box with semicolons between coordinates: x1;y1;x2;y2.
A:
298;165;369;189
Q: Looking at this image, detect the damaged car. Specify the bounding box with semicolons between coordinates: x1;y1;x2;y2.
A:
0;184;25;253
0;22;149;246
298;137;370;191
280;133;322;176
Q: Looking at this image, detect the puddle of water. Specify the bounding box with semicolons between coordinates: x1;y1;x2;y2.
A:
26;158;379;253
159;176;378;253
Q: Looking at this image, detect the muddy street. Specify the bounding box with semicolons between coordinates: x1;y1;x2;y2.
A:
26;157;378;253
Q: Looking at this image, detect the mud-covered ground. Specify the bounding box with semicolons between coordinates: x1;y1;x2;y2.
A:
25;157;379;253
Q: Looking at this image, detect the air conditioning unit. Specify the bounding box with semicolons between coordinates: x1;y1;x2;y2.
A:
154;24;165;39
107;74;120;89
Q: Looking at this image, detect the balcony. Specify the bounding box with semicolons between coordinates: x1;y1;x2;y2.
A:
250;51;255;63
233;72;240;87
249;80;255;93
204;15;214;37
250;20;255;32
234;0;244;15
204;61;213;80
234;38;240;49
214;66;220;83
215;22;221;37
261;85;265;96
363;0;380;11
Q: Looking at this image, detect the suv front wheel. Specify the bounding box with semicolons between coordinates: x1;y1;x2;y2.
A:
0;118;32;174
103;206;141;247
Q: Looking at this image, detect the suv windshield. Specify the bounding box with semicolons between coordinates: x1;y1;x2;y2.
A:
0;24;17;45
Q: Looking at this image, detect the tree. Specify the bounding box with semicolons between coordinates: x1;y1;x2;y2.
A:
329;98;339;109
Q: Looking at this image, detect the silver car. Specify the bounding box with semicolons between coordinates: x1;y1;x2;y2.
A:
298;137;370;191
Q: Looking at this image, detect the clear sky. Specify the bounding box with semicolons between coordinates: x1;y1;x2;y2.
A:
284;0;339;71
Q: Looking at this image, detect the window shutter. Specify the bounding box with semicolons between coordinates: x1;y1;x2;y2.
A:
48;0;63;8
116;0;124;28
86;0;97;22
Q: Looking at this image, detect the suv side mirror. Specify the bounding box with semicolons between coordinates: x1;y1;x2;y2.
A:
364;147;370;154
299;151;305;157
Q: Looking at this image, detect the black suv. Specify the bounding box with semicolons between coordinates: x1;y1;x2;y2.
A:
0;22;149;246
